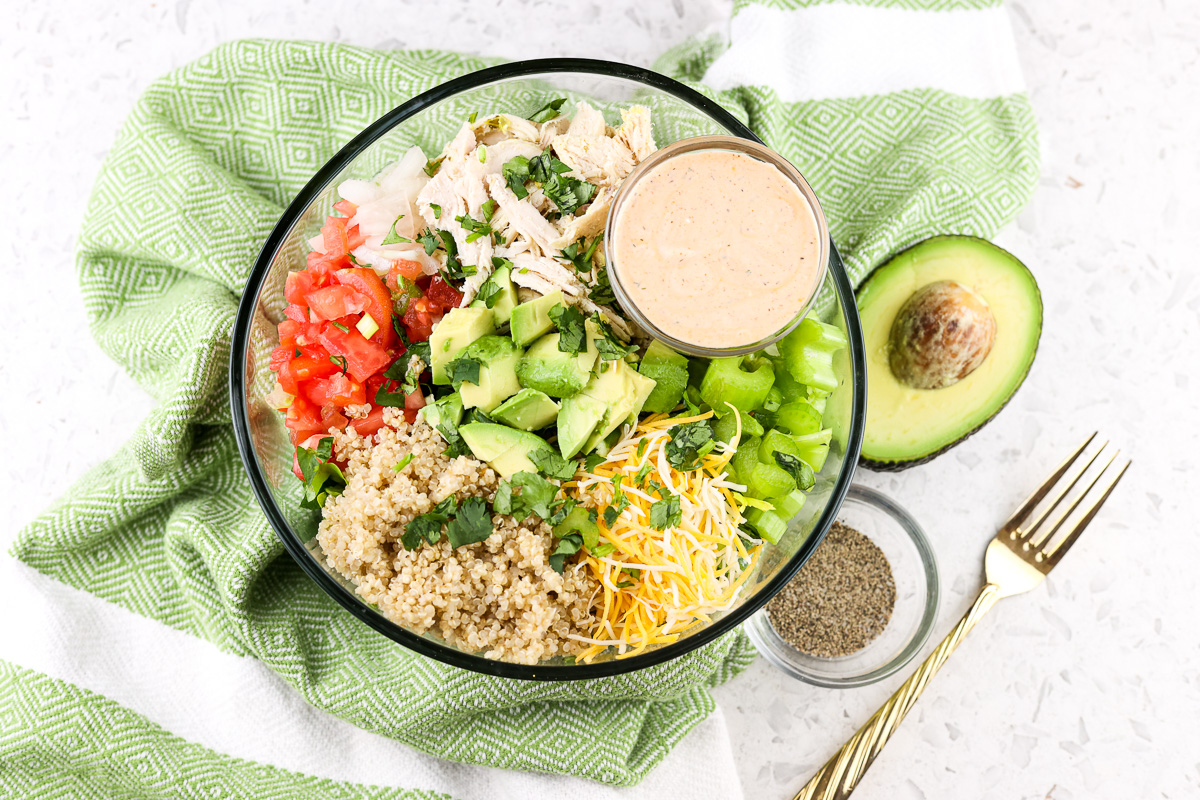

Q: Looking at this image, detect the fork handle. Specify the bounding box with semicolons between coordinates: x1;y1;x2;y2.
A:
792;583;1003;800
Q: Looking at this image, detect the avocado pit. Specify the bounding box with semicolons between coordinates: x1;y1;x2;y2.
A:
887;280;996;390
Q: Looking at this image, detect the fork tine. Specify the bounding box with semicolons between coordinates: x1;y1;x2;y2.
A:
1044;458;1131;566
1022;442;1108;545
1002;432;1097;537
1027;446;1119;550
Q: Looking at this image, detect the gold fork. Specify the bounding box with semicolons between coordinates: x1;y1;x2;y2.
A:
793;434;1130;800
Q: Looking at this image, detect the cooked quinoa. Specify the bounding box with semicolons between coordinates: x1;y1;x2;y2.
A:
316;407;598;664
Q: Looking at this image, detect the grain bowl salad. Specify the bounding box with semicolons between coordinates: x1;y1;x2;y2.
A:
266;99;847;665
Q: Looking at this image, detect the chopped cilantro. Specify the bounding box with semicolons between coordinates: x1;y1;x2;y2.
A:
481;198;497;222
664;420;715;471
633;460;654;485
328;354;347;374
584;452;605;472
494;471;559;521
445;354;482;387
436;419;471;458
423;157;443;177
558;233;604;273
446;496;493;548
592;541;616;558
478;145;487;163
528;97;567;123
475;272;503;309
295;436;346;510
530;448;577;480
417;229;439;256
774;452;816;491
330;321;350;333
455;213;493;243
544;173;597;215
381;215;410;245
649;496;682;531
393;453;414;472
549;533;583;573
400;496;457;550
468;111;478;124
591;314;636;361
502;155;531;199
430;203;442;220
549;304;587;355
383;340;431;394
590;266;616;306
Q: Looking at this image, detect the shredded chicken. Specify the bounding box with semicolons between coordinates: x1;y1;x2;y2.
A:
567;101;607;138
614;106;656;163
553;187;614;251
550;135;636;185
485;174;562;257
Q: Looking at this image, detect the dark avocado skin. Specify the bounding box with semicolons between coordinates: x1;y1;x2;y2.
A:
855;235;1043;472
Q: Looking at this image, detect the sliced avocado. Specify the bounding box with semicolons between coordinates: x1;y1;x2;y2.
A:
491;388;560;432
457;335;522;413
419;392;464;430
857;235;1041;471
515;330;599;398
557;393;607;458
509;290;565;346
458;422;553;478
580;360;640;453
470;264;519;327
638;340;688;414
430;306;496;385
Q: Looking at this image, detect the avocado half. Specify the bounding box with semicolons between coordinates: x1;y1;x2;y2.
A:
857;235;1042;471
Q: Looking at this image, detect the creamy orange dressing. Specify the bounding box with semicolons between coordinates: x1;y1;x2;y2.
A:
611;149;823;350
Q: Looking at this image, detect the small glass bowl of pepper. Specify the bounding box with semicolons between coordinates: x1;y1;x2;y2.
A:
744;484;940;688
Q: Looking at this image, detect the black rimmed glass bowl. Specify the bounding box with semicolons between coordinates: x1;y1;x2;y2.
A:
230;59;867;680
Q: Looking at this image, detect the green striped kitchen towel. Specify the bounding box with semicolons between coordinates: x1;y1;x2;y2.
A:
4;1;1037;798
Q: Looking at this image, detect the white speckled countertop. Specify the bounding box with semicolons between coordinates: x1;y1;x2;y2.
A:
4;1;1198;798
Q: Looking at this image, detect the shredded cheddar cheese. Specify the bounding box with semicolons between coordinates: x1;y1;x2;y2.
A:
563;407;763;662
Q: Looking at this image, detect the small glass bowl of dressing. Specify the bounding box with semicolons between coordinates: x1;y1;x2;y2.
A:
604;135;830;357
744;485;940;688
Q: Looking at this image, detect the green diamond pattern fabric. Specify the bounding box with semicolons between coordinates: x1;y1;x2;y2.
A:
7;0;1038;794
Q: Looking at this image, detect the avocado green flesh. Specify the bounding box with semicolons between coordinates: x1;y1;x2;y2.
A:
429;307;496;385
857;236;1042;470
458;422;552;478
515;332;597;398
457;335;522;413
509;290;564;346
491;388;559;432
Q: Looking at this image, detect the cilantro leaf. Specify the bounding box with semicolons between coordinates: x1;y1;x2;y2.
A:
454;213;493;243
590;266;616;306
476;272;503;309
502;155;531;199
295;438;346;511
382;215;411;245
423;157;444;177
389;274;423;316
436;419;471;458
557;233;604;273
584;452;605;473
445;354;482;387
430;203;442;220
530;447;577;480
649;496;682;531
774;452;816;491
549;532;583;573
543;172;597;215
481;198;497;222
633;460;654;485
417;229;440;255
494;471;559;521
603;506;619;528
400;496;458;550
591;314;636;361
549;304;587;355
394;453;414;472
528;97;567;123
446;496;494;548
664;420;716;471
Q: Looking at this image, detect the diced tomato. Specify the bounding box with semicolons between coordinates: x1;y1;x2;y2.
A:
388;260;426;283
350;405;388;436
403;387;427;424
285;270;318;304
335;268;395;347
285;396;325;446
306;250;349;277
333;200;357;217
322;215;351;256
277;353;339;396
426;276;464;312
284;304;309;323
277;319;303;348
269;345;294;371
320;403;349;431
306;285;369;321
346;226;366;251
305;372;366;408
402;295;438;342
318;324;392;382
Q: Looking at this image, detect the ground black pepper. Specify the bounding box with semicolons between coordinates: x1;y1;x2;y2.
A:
766;521;896;658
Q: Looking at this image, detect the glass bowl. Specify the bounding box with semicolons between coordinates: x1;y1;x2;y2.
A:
604;135;831;358
229;58;867;680
744;485;940;688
